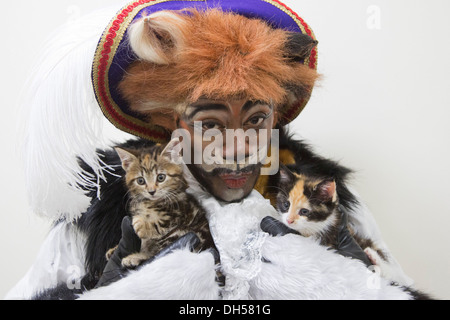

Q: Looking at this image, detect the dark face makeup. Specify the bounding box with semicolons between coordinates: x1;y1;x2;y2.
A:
178;98;275;202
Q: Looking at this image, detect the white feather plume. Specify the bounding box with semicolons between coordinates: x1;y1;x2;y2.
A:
19;5;131;221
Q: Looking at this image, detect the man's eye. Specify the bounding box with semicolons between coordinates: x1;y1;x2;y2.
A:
248;116;264;125
246;114;268;127
202;121;222;130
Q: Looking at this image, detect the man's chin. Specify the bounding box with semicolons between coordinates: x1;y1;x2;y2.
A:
211;186;248;203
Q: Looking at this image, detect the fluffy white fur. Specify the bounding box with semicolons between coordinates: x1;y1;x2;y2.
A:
6;195;414;300
19;5;133;221
250;234;412;300
78;249;220;300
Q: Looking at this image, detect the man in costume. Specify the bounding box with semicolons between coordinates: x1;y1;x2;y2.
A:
6;0;421;300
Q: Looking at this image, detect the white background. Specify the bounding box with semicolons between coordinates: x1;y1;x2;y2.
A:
1;0;449;299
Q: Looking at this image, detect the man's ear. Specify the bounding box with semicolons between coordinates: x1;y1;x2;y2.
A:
115;147;138;171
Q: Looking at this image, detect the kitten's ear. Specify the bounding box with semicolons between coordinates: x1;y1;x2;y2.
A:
128;11;187;65
285;32;318;62
277;163;295;184
160;138;182;161
314;179;337;203
115;147;138;171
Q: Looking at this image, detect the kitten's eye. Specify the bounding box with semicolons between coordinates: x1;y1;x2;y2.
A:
156;174;166;183
299;208;310;216
136;177;146;185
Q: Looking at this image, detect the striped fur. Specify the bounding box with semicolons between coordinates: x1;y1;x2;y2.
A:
110;143;215;267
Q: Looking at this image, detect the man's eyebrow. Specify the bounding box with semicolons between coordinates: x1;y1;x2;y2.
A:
185;100;272;120
185;103;228;119
242;100;272;113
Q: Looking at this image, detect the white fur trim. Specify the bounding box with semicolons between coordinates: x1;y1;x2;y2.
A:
249;234;412;300
5;190;415;300
201;190;277;299
78;249;219;300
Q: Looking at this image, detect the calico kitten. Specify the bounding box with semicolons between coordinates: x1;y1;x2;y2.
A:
107;141;215;268
274;164;387;267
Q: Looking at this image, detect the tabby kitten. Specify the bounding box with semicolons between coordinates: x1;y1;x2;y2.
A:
107;141;215;268
274;164;387;267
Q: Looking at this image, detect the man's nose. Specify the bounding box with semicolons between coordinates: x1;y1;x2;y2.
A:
222;129;251;162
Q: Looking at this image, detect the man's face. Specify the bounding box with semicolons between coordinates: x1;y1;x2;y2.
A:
178;98;276;202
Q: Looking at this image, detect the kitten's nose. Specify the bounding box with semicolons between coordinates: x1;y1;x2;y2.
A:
149;190;156;196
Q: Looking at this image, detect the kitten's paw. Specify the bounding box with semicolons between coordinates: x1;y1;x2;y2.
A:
122;253;147;268
364;247;381;266
105;245;118;261
132;216;152;239
364;247;402;284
